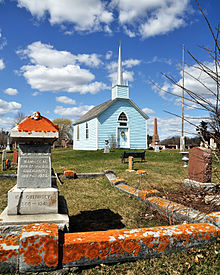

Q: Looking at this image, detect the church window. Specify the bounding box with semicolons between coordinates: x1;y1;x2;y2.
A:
118;112;128;121
86;122;89;139
77;125;79;140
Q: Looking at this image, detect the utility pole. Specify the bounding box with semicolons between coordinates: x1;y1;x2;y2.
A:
180;44;185;151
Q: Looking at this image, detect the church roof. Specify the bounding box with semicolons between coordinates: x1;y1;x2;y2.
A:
73;98;149;125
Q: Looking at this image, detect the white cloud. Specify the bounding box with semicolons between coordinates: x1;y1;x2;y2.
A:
18;41;107;94
117;0;190;38
56;96;76;105
123;26;136;38
158;61;219;108
17;0;113;32
4;88;18;95
17;41;102;68
108;70;134;85
0;117;15;128
147;56;172;65
142;107;155;114
0;99;21;116
123;59;141;68
21;64;95;92
107;58;141;85
105;51;112;60
0;58;5;70
76;54;102;67
54;105;94;118
17;41;75;68
16;0;191;39
0;29;7;50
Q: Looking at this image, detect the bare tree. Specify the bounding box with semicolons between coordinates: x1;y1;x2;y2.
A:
13;112;26;126
153;0;220;162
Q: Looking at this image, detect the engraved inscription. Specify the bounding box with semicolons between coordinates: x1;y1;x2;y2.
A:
18;193;56;209
19;157;49;179
17;154;51;188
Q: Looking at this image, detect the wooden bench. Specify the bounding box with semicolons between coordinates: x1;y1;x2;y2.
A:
121;151;145;163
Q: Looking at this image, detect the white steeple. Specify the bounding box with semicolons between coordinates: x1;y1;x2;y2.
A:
112;42;129;100
117;42;123;85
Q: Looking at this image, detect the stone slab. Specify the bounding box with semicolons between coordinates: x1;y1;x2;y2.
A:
205;212;220;228
0;235;19;273
184;178;217;193
146;196;205;224
17;144;51;188
19;223;59;273
7;185;58;215
0;204;69;232
62;223;220;267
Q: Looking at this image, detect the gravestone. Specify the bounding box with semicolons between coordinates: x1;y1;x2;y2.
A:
0;111;69;231
188;147;212;182
184;147;216;192
12;151;18;164
2;149;6;171
104;140;110;153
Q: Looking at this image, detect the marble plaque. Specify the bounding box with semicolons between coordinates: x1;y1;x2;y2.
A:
8;185;58;215
17;144;51;188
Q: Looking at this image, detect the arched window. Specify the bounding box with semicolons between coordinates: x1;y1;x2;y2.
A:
118;112;128;121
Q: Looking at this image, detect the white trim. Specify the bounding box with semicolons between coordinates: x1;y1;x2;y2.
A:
72;126;74;149
117;111;129;122
96;117;98;150
116;126;130;149
146;120;148;149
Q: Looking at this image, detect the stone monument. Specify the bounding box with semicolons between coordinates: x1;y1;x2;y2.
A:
104;140;110;153
151;118;160;147
184;147;216;192
0;111;69;231
6;135;11;151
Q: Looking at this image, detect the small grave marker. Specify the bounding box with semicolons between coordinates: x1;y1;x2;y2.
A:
2;149;6;171
104;140;110;153
126;156;134;172
184;147;216;192
12;151;18;164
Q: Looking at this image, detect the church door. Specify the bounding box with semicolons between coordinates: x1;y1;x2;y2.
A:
118;127;129;148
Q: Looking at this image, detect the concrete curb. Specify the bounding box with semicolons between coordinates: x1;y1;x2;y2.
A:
0;222;219;272
62;223;219;267
104;171;220;229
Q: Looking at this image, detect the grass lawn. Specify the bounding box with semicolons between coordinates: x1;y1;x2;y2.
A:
0;148;220;274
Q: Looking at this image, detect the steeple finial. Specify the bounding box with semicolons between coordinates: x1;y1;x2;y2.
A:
117;41;123;85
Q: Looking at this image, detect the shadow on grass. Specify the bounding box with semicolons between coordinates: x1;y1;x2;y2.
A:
69;209;125;233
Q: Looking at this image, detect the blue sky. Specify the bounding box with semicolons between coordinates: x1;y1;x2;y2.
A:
0;0;219;139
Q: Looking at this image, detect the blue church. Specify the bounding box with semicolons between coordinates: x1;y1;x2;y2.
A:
73;45;149;150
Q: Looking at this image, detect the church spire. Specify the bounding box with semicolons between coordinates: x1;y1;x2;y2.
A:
117;42;123;85
112;42;129;100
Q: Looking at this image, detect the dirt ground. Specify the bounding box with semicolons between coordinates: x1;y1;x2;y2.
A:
163;188;220;214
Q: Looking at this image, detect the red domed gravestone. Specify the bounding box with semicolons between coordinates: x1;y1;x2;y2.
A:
0;111;69;231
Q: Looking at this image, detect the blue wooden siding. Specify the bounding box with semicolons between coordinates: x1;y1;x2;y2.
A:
98;100;146;149
112;85;129;100
73;118;97;150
